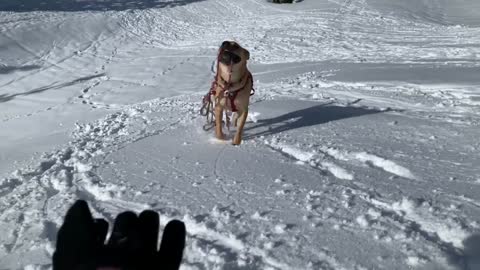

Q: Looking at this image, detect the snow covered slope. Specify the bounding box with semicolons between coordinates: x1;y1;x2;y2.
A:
1;0;479;269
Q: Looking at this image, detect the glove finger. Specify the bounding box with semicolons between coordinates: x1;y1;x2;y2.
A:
158;220;186;270
136;210;160;268
94;218;109;246
138;210;159;253
107;211;139;249
53;200;96;270
62;200;94;227
57;200;96;249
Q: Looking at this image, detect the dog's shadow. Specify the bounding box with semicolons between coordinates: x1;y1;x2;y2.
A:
243;102;383;140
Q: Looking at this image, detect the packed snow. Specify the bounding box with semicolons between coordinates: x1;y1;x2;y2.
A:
1;0;480;269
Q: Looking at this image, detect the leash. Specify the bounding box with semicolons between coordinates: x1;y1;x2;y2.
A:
199;92;215;131
200;48;229;131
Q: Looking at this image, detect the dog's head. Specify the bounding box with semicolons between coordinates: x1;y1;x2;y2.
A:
218;41;250;65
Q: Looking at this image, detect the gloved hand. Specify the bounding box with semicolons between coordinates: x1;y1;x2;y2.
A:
53;200;186;270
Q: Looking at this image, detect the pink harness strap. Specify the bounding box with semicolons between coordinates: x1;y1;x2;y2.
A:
207;49;255;112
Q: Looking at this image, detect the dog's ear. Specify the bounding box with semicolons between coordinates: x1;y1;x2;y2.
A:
244;48;250;60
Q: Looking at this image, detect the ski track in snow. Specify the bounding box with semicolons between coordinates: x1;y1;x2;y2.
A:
320;146;416;180
1;0;480;269
265;140;355;181
266;139;416;181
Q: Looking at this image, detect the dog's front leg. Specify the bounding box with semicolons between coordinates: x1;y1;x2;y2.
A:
215;104;226;140
232;109;248;145
233;112;238;128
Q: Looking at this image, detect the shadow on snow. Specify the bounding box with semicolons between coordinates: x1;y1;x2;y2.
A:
0;73;105;103
0;65;41;74
0;0;206;12
243;102;383;139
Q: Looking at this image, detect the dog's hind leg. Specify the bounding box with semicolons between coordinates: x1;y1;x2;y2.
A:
232;109;248;145
215;105;226;140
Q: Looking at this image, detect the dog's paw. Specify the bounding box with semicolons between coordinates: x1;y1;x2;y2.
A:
232;138;242;145
216;133;226;140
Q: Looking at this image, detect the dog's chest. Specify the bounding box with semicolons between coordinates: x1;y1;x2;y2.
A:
218;63;245;83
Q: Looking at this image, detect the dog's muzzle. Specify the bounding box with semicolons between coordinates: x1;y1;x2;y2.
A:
219;50;242;65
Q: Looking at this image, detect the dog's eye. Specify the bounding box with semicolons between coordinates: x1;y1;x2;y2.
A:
231;53;241;64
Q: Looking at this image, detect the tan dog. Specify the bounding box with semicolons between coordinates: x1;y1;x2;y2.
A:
211;41;253;145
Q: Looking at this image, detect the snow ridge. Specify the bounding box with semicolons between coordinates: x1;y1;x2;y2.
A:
322;147;416;180
266;140;354;181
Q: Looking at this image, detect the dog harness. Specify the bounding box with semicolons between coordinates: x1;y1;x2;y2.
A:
210;70;253;112
200;47;255;130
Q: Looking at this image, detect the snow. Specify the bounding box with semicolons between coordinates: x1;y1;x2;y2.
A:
1;0;480;269
390;197;470;249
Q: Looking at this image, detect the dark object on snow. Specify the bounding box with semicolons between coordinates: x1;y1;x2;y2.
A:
271;0;295;3
53;200;186;270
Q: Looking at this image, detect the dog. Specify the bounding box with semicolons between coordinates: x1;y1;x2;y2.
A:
211;41;253;145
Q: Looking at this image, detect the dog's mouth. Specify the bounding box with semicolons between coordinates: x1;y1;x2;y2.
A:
219;50;242;65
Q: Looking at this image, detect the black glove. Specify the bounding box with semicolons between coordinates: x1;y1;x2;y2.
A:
53;200;186;270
